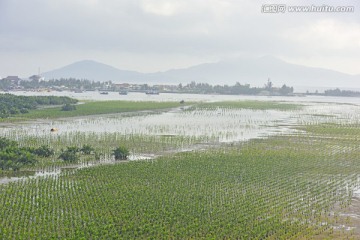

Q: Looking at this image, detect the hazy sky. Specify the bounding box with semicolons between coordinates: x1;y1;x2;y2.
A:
0;0;359;77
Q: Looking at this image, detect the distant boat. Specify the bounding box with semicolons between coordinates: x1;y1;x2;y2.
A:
100;91;109;95
145;90;159;95
119;90;128;95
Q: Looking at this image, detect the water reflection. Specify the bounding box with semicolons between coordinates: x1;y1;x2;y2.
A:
0;154;154;185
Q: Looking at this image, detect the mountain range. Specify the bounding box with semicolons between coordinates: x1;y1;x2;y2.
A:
42;56;360;92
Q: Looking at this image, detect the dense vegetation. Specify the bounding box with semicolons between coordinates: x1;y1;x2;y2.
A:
61;103;76;111
0;136;129;170
113;146;130;160
0;137;39;171
19;78;109;91
0;94;78;118
58;146;93;163
2;77;294;96
178;81;294;95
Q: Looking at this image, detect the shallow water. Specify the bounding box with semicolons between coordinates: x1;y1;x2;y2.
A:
8;90;360;105
0;154;154;185
2;99;359;144
1;92;360;185
355;189;360;198
0;106;298;143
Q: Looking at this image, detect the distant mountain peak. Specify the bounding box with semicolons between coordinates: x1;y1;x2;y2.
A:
67;59;117;68
43;60;144;81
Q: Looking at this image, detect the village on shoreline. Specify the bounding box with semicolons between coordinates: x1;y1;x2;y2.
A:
1;75;359;97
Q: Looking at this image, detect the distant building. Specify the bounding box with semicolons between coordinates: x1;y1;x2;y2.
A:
113;83;131;90
153;84;178;92
3;76;21;81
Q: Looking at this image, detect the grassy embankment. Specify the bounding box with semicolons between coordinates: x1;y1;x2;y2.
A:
4;100;187;120
0;99;300;122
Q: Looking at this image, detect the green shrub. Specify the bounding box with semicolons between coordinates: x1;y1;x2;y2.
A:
59;150;78;163
0;137;17;150
0;144;37;171
58;146;81;163
0;94;78;118
81;144;94;155
20;108;29;114
112;146;129;160
61;104;76;111
65;146;80;153
34;145;54;157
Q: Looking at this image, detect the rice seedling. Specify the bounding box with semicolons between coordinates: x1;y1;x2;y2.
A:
190;100;301;111
0;127;359;238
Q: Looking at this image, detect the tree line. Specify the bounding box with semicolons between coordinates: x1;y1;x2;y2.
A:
177;81;294;95
0;78;109;91
2;77;295;96
0;94;78;118
324;88;360;97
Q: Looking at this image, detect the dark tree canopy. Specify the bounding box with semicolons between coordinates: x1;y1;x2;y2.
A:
0;94;78;118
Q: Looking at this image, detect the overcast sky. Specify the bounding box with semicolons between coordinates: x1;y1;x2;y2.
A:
0;0;359;77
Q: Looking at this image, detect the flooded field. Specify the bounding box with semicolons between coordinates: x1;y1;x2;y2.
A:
1;107;294;141
1;92;360;239
9;90;360;104
1;94;359;146
1;94;360;178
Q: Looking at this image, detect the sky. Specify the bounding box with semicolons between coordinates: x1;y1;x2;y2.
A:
0;0;359;77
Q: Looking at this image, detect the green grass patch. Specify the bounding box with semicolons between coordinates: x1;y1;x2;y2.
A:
7;101;186;120
299;123;360;136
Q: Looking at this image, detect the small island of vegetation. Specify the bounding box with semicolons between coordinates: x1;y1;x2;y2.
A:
0;94;78;118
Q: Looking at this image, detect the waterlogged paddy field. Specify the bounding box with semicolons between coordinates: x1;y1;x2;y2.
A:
1;99;360;238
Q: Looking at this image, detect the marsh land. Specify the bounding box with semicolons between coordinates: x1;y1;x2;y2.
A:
0;92;359;239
